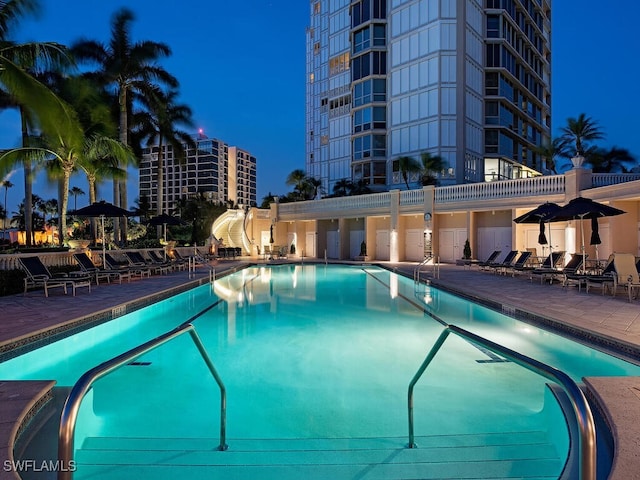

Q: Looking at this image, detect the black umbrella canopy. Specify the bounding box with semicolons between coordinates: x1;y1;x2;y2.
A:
72;201;134;217
538;220;548;245
549;197;625;270
513;202;561;224
548;197;625;222
590;217;601;245
514;202;561;250
147;213;187;226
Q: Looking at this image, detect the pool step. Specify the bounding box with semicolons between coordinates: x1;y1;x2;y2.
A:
75;432;563;480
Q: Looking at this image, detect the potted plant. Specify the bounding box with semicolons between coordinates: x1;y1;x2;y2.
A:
355;241;369;261
290;243;296;255
463;239;472;260
68;223;92;251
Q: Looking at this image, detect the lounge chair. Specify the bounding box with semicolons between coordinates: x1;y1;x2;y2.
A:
19;256;91;297
584;255;616;295
528;251;566;283
511;251;559;277
505;251;533;277
478;250;501;270
531;252;585;285
612;253;640;301
167;249;189;270
536;252;584;286
486;250;518;274
103;253;151;279
73;252;130;285
147;250;175;273
124;251;169;275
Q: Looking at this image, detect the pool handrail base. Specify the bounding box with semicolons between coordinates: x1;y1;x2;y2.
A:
57;321;227;480
408;324;597;480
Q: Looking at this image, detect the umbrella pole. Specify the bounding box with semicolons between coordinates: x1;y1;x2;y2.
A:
163;223;167;260
101;215;106;267
580;216;586;274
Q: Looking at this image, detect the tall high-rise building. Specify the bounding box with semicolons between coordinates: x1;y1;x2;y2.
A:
139;134;257;213
306;0;551;193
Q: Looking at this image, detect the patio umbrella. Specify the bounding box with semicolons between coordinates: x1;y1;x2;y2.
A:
72;201;134;263
269;224;274;244
590;217;602;261
147;213;186;243
513;202;561;253
548;197;626;271
538;220;547;245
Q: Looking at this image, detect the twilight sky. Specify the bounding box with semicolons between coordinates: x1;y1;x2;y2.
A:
1;0;638;214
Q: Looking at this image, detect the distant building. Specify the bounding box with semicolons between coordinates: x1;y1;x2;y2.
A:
306;0;552;193
139;134;257;213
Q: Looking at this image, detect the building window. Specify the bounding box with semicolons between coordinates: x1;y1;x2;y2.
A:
353;79;385;107
329;52;350;75
353;27;370;54
486;15;499;38
351;0;371;28
373;24;386;46
352;53;370;81
353;134;386;160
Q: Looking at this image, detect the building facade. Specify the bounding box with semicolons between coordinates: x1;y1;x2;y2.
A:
139;134;257;213
306;0;551;194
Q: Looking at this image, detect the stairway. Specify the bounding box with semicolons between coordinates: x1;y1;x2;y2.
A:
75;431;563;480
211;209;247;253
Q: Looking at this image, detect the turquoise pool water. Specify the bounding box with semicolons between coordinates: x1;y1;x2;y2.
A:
1;264;638;474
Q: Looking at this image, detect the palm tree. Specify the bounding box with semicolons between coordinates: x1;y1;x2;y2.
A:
419;152;446;186
133;87;194;227
350;179;371;196
305;177;323;200
132;194;152;223
72;7;178;243
69;186;85;211
286;169;307;199
1;179;13;233
0;1;76;246
586;146;637;173
395;155;420;189
41;197;57;228
332;178;351;197
533;138;570;174
560;113;605;157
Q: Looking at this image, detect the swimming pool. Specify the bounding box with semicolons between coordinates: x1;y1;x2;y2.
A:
2;264;637;479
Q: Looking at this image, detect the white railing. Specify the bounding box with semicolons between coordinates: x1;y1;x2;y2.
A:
435;175;565;203
591;173;640;188
278;191;392;216
0;251;77;271
399;189;425;206
0;247;198;271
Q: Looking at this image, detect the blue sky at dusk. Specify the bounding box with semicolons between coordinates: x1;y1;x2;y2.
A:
1;0;639;214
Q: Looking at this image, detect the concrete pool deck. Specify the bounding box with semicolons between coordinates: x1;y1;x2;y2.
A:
1;259;639;479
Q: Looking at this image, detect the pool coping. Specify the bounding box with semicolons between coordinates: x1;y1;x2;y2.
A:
0;381;55;480
427;275;640;364
3;260;640;478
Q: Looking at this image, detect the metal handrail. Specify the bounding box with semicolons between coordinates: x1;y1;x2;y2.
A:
57;322;227;480
408;324;596;480
413;255;437;283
